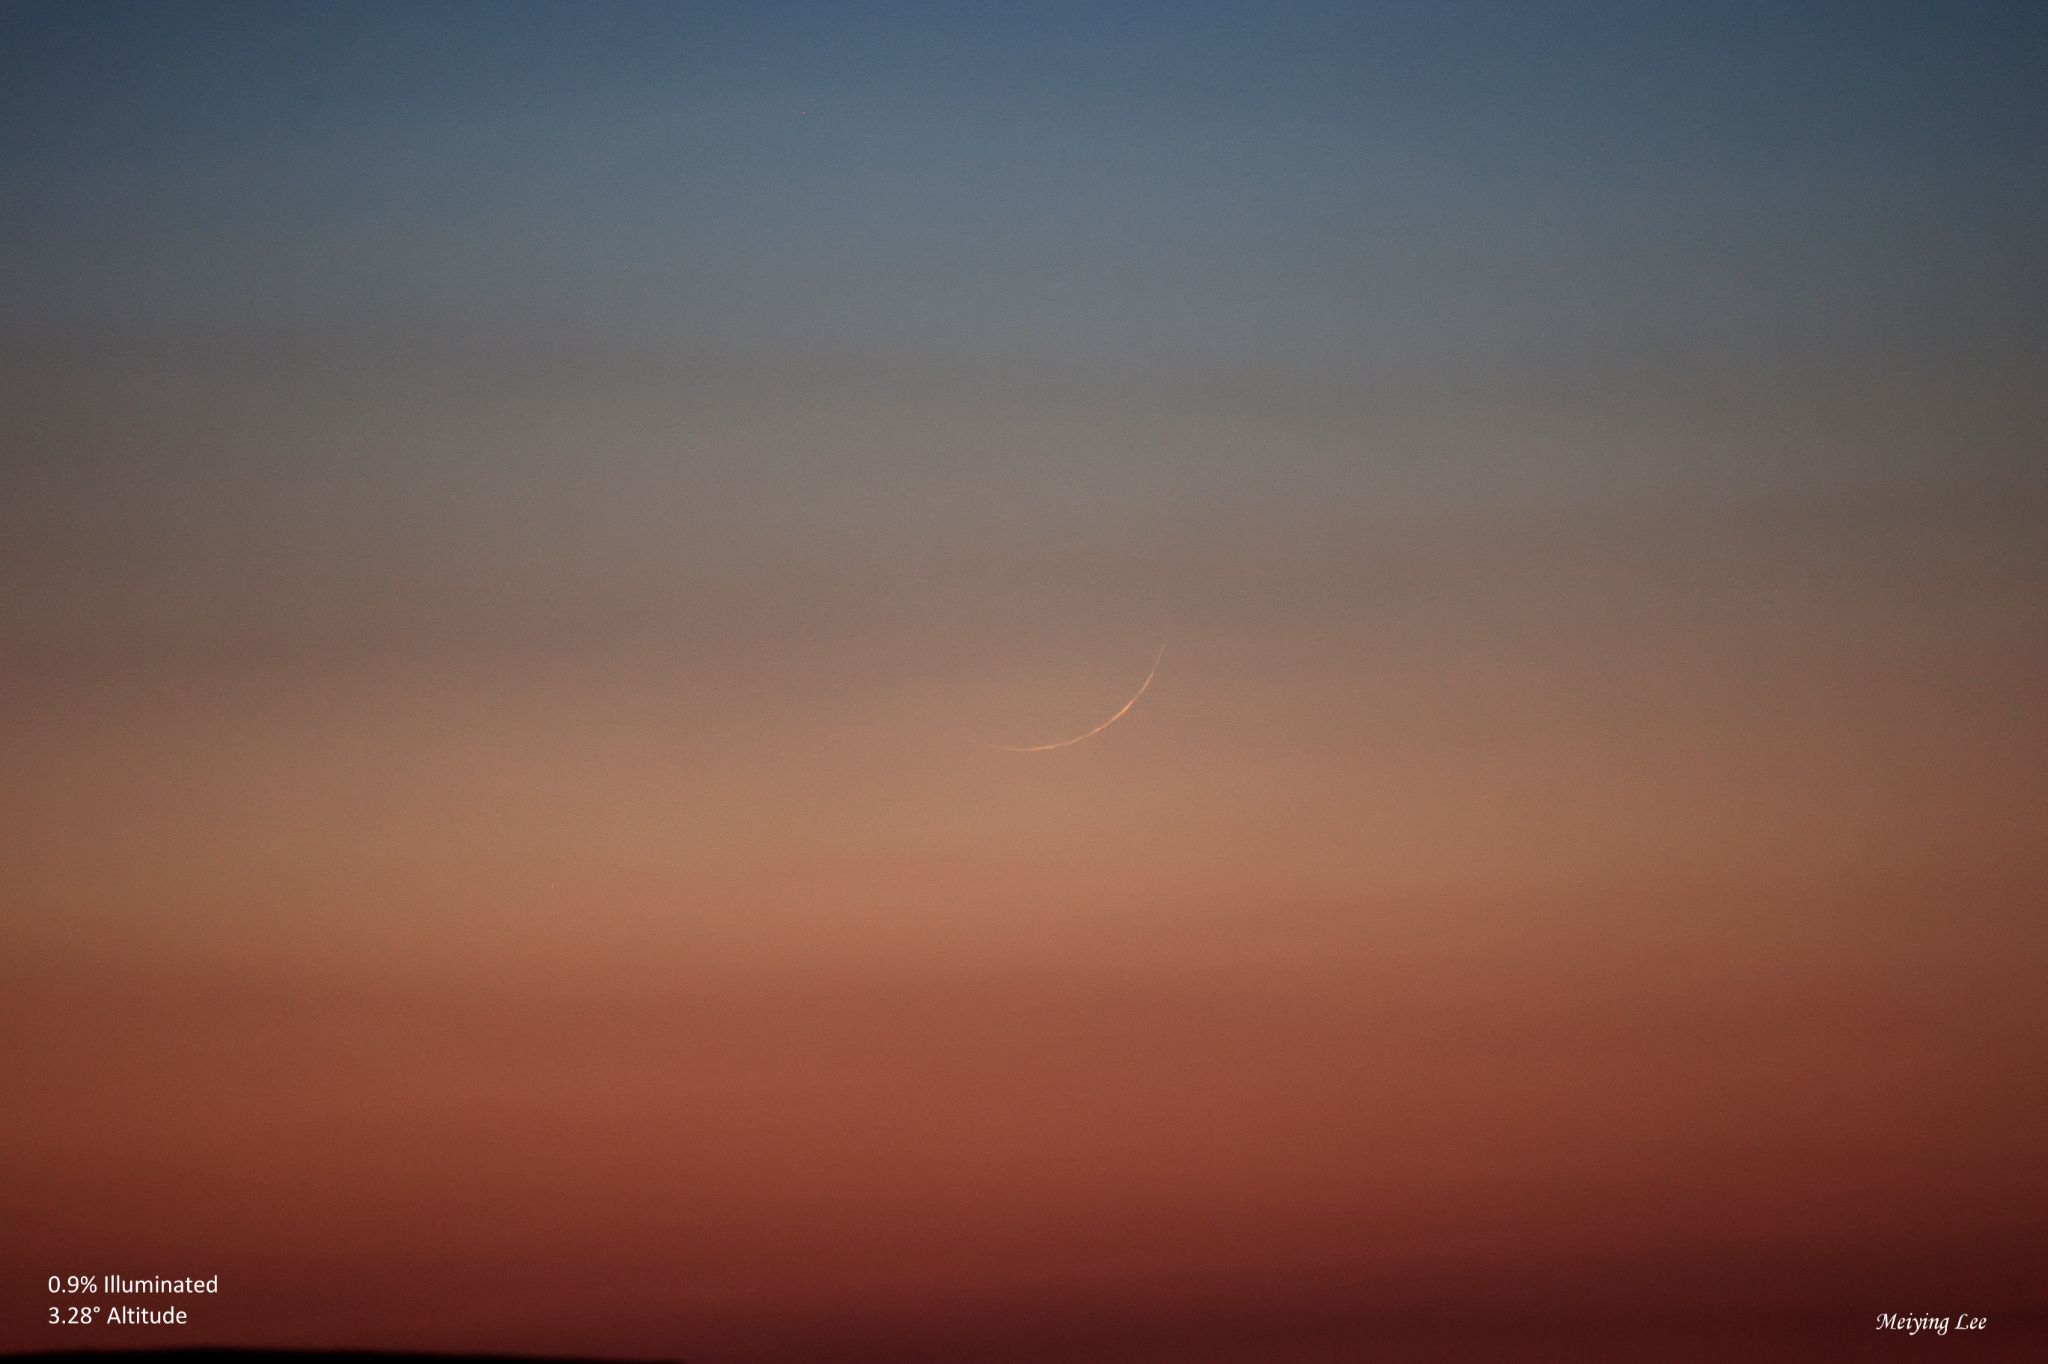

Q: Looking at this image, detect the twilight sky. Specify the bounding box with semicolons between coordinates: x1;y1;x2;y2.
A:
3;3;2046;1359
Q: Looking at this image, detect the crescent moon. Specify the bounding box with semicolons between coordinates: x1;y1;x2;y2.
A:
989;639;1166;753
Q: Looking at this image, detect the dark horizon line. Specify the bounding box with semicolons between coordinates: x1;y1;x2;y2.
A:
4;1343;688;1351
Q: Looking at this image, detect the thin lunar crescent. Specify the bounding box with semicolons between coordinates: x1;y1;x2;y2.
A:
991;640;1166;753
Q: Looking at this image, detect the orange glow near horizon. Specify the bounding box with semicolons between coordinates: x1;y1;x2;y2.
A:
5;4;2047;1357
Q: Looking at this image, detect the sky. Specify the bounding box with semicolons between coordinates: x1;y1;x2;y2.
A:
3;3;2046;1359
